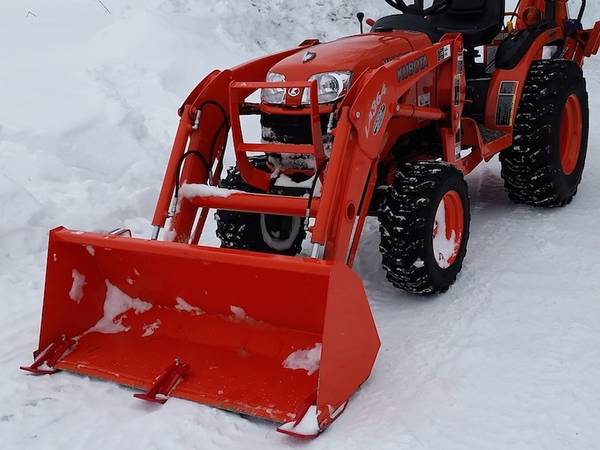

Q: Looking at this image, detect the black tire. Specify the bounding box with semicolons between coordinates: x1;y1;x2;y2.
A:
379;161;471;295
215;160;306;256
500;60;589;207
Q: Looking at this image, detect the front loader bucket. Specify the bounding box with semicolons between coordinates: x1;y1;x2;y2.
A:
33;227;380;428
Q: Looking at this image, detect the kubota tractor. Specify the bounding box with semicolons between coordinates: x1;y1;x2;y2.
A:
23;0;600;439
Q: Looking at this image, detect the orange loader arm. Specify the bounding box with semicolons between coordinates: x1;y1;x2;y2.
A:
161;34;465;266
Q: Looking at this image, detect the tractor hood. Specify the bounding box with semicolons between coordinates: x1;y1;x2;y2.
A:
269;33;418;81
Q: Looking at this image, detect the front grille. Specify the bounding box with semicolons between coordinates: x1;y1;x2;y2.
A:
261;113;329;144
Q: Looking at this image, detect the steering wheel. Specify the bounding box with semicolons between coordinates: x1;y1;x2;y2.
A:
384;0;450;16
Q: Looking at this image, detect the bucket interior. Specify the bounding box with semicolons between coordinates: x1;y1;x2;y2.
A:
40;229;333;422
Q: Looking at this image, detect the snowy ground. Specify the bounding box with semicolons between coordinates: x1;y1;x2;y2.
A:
2;1;600;449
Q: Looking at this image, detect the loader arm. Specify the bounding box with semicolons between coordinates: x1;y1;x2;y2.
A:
151;43;317;242
165;34;465;265
315;35;465;261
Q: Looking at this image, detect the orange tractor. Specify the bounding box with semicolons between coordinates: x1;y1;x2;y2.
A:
23;0;600;439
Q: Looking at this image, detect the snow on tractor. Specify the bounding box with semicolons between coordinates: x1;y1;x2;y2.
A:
23;0;600;439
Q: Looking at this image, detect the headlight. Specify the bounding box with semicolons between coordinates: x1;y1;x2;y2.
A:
302;71;352;105
261;72;286;104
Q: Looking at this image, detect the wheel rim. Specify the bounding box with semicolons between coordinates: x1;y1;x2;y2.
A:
260;214;302;252
432;190;464;269
559;94;583;176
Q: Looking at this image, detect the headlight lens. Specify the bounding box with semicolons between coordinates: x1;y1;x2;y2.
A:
302;71;352;105
261;72;286;104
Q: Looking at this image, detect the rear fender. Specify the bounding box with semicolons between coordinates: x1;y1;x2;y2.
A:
583;21;600;57
570;21;600;64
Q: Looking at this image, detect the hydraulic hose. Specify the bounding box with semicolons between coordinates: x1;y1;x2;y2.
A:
304;158;329;231
174;151;211;199
577;0;586;23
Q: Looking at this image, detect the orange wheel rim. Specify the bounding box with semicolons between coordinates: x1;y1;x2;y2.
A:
559;94;583;176
432;190;464;269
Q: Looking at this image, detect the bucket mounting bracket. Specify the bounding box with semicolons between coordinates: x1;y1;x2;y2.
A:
133;358;190;404
276;391;349;439
20;335;77;375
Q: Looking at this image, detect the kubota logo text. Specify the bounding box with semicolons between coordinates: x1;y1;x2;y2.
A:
397;55;428;81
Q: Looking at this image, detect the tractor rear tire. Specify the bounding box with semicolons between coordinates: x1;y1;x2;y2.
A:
500;60;589;207
379;161;471;295
215;159;306;256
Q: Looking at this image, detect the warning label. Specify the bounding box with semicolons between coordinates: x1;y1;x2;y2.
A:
496;81;518;126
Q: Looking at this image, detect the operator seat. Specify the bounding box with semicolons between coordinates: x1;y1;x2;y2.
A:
372;0;506;47
371;14;443;42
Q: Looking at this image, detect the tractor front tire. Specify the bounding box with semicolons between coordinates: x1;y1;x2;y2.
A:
215;161;306;256
500;60;589;207
379;161;471;295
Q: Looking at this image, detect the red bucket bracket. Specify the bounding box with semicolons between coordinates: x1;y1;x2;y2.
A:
20;335;77;375
133;359;191;404
277;396;349;439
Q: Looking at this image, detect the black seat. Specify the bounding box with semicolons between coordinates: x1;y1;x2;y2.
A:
372;0;505;47
371;14;443;42
429;0;505;47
